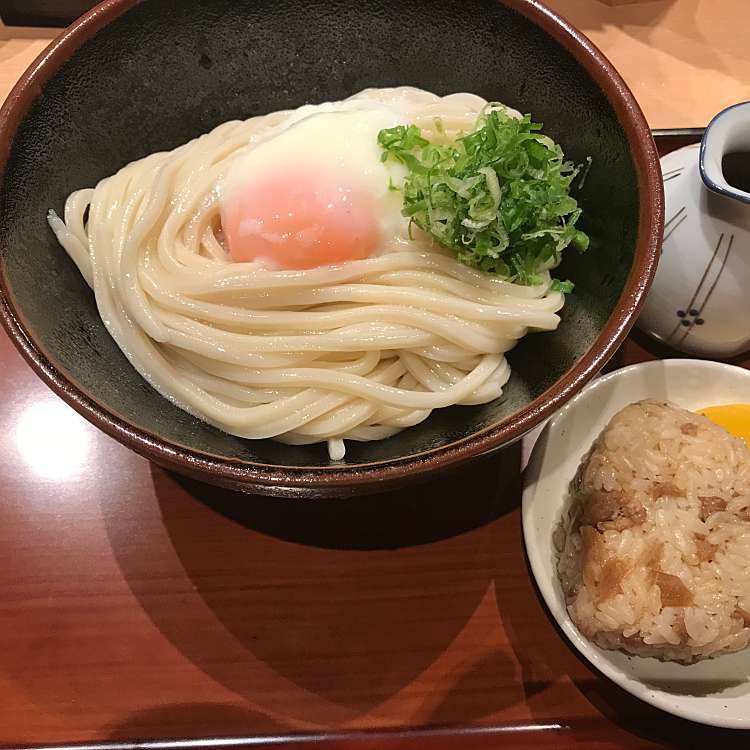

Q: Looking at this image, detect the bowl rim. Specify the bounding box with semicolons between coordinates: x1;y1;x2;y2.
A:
0;0;663;495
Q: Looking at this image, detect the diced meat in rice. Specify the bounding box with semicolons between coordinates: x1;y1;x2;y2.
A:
556;400;750;663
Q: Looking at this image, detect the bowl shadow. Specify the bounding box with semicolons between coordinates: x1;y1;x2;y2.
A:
100;445;523;726
168;445;521;551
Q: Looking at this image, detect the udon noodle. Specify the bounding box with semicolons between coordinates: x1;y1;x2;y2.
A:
48;87;565;460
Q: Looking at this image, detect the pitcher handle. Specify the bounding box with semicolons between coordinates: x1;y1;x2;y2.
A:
700;101;750;204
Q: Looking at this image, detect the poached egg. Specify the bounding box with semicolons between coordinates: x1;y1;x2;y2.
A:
220;102;408;270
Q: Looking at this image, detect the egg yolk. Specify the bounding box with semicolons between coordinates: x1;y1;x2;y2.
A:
699;404;750;443
221;168;381;270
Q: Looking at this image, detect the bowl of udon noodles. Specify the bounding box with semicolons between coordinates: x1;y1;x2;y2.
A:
0;0;662;497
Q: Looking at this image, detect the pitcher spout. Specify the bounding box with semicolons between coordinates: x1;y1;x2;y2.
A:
700;101;750;205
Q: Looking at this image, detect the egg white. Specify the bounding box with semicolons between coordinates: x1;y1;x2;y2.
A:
220;102;411;256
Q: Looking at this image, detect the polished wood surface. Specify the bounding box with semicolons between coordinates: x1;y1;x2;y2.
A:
543;0;750;128
0;325;747;749
0;134;748;747
2;4;750;748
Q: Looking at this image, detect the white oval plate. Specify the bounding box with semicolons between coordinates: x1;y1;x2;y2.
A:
522;358;750;728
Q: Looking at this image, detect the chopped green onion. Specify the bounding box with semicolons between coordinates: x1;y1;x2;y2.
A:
378;107;590;292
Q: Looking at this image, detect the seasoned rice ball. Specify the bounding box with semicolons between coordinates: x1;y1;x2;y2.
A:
556;400;750;663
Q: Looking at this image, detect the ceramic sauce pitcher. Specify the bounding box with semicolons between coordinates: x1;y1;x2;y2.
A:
638;102;750;358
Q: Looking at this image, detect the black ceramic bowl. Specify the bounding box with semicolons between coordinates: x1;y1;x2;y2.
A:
0;0;662;497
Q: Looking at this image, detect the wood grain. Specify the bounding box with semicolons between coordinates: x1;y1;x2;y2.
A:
0;20;56;106
542;0;750;128
1;323;748;749
1;5;750;748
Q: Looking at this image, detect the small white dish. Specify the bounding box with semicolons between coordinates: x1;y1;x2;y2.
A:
522;358;750;729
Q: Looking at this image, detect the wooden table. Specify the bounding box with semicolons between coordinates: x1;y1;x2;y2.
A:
1;3;750;748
